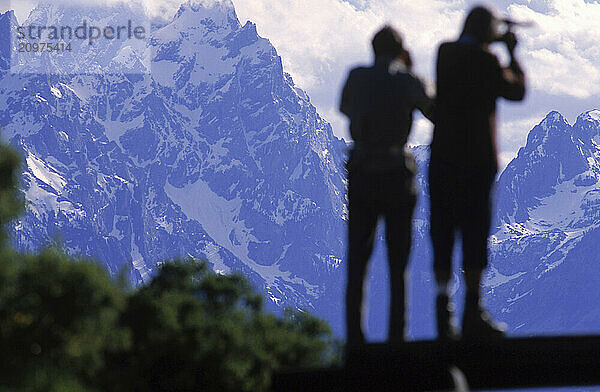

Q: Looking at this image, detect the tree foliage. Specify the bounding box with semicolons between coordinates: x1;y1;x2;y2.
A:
0;141;338;391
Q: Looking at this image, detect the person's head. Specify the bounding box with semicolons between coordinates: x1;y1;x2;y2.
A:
461;5;499;44
372;25;404;59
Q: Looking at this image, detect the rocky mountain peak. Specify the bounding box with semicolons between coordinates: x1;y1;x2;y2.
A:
174;0;239;31
524;110;570;150
1;0;347;332
578;109;600;124
496;111;591;224
573;109;600;146
0;9;16;22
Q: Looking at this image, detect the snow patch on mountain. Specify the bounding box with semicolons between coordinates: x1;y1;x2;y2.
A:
165;178;249;261
484;266;526;290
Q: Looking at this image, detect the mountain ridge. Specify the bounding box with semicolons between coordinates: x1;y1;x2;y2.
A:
1;1;347;327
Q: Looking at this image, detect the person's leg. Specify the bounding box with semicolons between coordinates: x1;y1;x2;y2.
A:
429;170;455;291
346;171;379;346
383;177;415;343
431;211;456;340
429;166;457;339
462;175;492;302
463;269;484;309
461;175;505;338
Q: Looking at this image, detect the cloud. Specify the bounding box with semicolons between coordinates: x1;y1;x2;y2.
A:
508;0;600;98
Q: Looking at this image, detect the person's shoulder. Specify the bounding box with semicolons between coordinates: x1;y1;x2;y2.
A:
438;41;458;52
386;62;419;86
389;65;426;94
458;43;500;64
346;65;371;81
439;41;455;49
348;65;371;75
437;41;461;60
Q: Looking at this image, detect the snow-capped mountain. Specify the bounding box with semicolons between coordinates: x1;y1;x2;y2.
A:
0;0;347;327
1;0;599;338
487;110;600;334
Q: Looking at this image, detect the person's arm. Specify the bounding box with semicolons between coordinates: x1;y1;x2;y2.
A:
497;32;526;101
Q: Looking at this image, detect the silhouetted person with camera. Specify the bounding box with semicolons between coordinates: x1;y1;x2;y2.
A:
341;26;434;346
429;6;526;340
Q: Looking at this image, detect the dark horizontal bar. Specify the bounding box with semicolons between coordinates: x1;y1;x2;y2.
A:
273;336;600;391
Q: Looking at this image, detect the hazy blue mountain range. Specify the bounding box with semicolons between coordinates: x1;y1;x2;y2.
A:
1;0;599;339
0;0;346;324
488;110;600;335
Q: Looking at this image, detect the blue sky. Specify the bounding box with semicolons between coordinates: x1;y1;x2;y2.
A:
2;0;600;168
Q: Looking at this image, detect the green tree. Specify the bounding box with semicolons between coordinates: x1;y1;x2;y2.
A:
0;143;24;246
0;249;128;391
107;260;336;391
0;140;337;391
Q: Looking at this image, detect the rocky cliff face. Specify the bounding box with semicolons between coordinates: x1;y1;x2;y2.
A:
488;110;600;334
0;1;347;328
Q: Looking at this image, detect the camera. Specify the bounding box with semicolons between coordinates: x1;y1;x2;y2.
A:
492;18;534;43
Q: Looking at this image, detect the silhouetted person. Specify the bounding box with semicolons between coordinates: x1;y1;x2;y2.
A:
429;6;526;340
341;26;433;346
